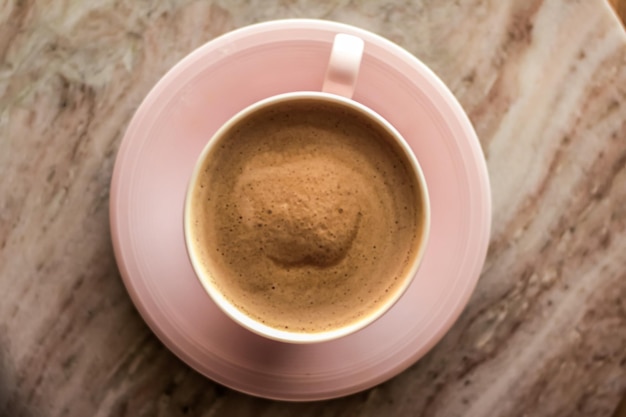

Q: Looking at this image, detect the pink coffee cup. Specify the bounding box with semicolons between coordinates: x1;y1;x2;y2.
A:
184;34;430;344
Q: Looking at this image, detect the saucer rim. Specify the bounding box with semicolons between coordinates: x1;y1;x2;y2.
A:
109;18;491;401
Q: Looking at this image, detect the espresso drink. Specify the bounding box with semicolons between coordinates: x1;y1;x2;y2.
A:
187;99;425;334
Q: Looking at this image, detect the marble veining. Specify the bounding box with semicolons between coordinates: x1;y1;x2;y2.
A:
1;0;625;416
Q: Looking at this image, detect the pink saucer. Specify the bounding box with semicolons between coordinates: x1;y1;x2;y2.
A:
110;19;491;401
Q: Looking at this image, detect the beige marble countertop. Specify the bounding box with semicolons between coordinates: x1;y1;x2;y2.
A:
1;1;626;416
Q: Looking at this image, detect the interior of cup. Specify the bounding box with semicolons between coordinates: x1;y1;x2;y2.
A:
183;91;430;344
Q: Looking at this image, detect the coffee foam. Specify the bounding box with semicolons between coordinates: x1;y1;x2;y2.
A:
189;100;424;333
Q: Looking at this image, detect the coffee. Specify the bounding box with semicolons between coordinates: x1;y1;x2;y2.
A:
187;99;426;334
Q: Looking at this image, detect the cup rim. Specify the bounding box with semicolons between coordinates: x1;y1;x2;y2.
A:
183;91;431;344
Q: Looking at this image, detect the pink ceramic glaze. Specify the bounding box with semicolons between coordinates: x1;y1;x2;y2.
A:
109;19;491;401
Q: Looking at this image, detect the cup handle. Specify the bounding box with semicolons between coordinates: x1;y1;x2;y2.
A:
322;34;364;99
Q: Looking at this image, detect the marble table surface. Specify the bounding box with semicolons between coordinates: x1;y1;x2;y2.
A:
1;1;625;416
